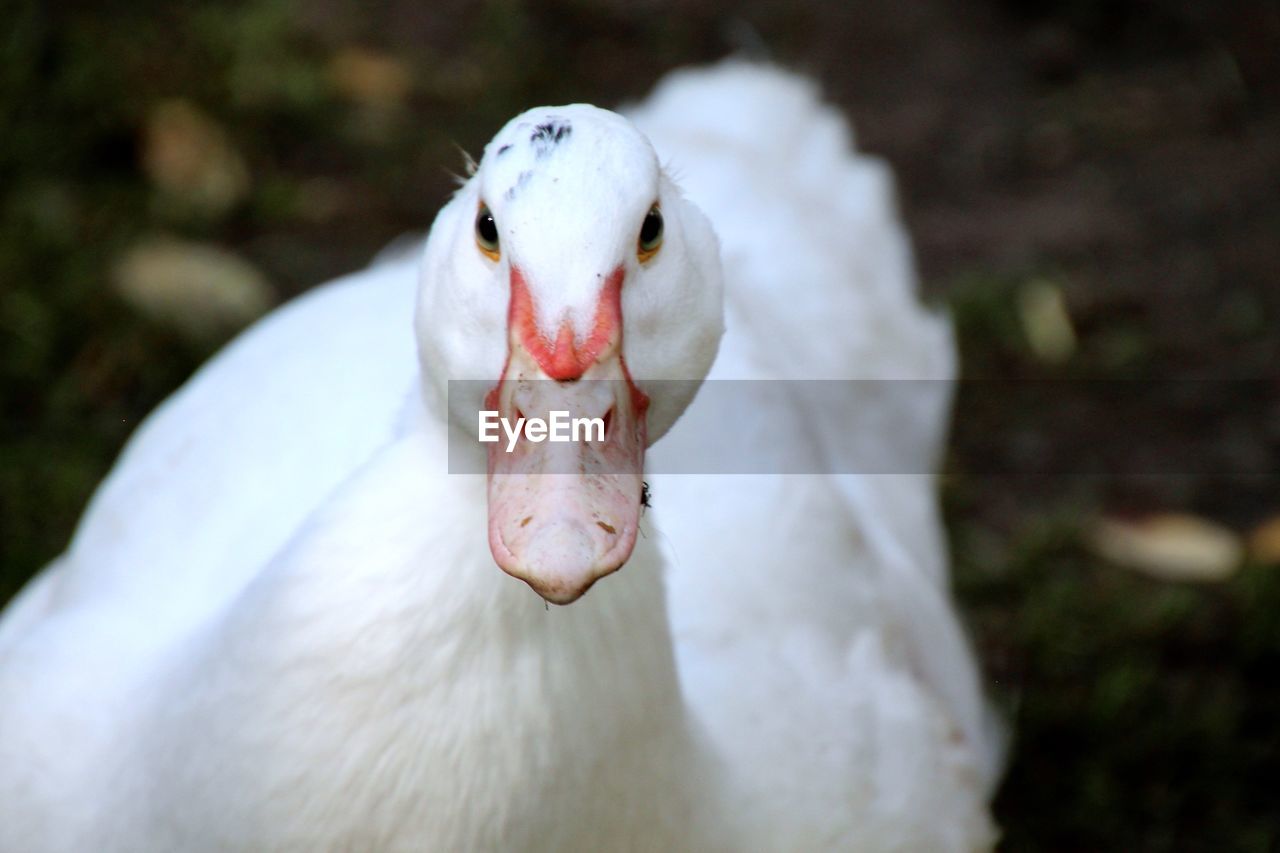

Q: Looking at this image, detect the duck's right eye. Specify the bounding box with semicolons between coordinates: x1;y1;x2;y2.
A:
476;204;500;261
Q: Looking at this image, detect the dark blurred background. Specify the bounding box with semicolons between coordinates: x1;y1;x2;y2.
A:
2;1;1277;848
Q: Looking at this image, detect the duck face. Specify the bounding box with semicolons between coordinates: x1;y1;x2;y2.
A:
416;105;723;604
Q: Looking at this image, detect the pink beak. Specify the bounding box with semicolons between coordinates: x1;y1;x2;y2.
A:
485;267;648;604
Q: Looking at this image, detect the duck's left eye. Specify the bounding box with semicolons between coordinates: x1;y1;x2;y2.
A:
637;205;663;262
476;204;500;261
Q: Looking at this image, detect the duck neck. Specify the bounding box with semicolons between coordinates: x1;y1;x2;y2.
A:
162;384;706;848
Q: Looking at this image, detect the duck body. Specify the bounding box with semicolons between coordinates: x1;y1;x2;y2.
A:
635;67;998;849
0;63;996;851
0;265;726;851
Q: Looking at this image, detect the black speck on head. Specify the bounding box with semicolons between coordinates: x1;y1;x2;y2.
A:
530;119;572;158
496;144;512;157
504;169;534;201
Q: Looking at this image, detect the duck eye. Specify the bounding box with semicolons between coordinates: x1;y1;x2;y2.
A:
475;204;500;261
637;205;663;262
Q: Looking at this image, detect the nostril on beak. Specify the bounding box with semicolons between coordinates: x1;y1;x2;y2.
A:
601;406;615;441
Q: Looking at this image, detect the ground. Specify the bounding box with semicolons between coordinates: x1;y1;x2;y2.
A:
1;1;1277;849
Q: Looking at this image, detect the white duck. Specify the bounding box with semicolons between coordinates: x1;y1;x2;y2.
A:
0;62;999;851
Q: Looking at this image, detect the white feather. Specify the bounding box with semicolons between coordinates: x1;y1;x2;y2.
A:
0;62;998;851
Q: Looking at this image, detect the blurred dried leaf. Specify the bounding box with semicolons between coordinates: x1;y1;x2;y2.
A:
1248;515;1280;564
1087;513;1243;582
1018;278;1077;364
142;100;250;218
112;239;273;342
328;47;412;108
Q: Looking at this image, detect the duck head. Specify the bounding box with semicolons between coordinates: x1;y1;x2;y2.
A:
416;105;723;604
